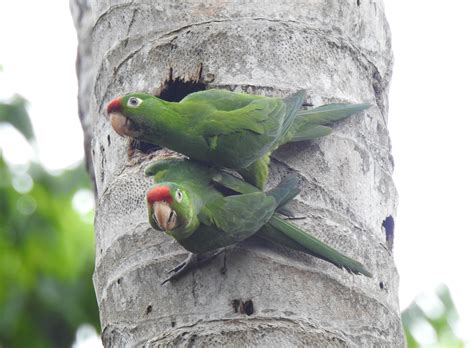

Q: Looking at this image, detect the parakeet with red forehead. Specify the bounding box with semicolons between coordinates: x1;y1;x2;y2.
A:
145;159;372;283
108;89;369;188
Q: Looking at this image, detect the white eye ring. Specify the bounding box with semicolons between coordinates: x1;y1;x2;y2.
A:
127;97;142;108
175;189;183;203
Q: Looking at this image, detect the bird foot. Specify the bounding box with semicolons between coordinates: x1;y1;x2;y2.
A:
278;206;306;220
161;249;225;285
277;206;296;217
284;215;307;220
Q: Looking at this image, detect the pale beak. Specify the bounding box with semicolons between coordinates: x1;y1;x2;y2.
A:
153;201;177;231
109;112;129;137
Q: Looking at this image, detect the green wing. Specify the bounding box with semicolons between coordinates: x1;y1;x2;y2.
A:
198;192;275;240
181;192;276;252
212;171;299;210
175;180;280;254
180;89;266;110
212;170;371;276
194;99;272;137
184;89;305;141
205;90;305;187
180;89;283;137
183;90;304;151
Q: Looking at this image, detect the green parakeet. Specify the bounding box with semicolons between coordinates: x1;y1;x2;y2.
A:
107;89;369;188
145;158;372;283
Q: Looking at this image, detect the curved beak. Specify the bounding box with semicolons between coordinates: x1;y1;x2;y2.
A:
153;201;177;231
106;97;128;137
109;113;129;137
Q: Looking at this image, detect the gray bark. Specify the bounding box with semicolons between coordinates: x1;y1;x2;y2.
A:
71;0;404;346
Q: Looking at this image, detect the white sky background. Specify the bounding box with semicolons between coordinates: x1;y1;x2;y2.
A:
0;1;83;170
385;0;474;343
0;0;473;345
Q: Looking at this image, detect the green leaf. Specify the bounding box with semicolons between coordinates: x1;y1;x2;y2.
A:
402;284;465;348
0;95;34;142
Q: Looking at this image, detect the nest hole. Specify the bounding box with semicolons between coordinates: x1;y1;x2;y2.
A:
129;139;161;155
156;75;206;102
131;69;207;155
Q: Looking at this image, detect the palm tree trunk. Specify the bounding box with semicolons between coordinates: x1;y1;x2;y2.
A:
71;0;404;346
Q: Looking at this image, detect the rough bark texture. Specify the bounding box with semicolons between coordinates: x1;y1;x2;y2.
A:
71;0;403;346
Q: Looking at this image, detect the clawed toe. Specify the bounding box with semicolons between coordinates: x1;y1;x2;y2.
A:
161;249;226;285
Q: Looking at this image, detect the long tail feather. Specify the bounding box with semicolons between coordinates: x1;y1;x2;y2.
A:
259;216;372;277
288;125;332;143
284;103;371;144
295;103;371;124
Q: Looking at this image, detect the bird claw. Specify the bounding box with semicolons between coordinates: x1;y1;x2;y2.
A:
277;206;306;220
161;249;225;285
167;260;187;274
161;253;196;285
277;206;295;217
284;215;306;220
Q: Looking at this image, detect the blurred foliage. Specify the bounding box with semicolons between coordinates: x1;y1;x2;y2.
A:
0;95;34;141
0;96;99;347
403;284;464;347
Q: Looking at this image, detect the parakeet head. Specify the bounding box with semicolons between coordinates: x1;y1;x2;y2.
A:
146;182;198;240
106;93;163;138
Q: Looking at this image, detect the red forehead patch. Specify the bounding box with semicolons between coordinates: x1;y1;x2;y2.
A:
147;185;173;204
107;97;122;114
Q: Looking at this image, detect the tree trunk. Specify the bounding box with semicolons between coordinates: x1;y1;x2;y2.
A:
71;0;404;346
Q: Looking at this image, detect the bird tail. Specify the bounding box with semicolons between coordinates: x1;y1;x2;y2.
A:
259;215;372;277
213;170;372;276
266;174;300;209
284;103;371;144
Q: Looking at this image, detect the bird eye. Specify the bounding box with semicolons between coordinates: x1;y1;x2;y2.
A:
175;189;183;203
127;97;142;108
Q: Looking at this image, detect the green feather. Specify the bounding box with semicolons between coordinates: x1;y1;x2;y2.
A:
237;153;270;189
288;125;332;142
211;171;257;195
198;192;275;236
261;216;372;277
111;90;370;187
147;159;371;277
296;103;371;124
285;103;371;144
